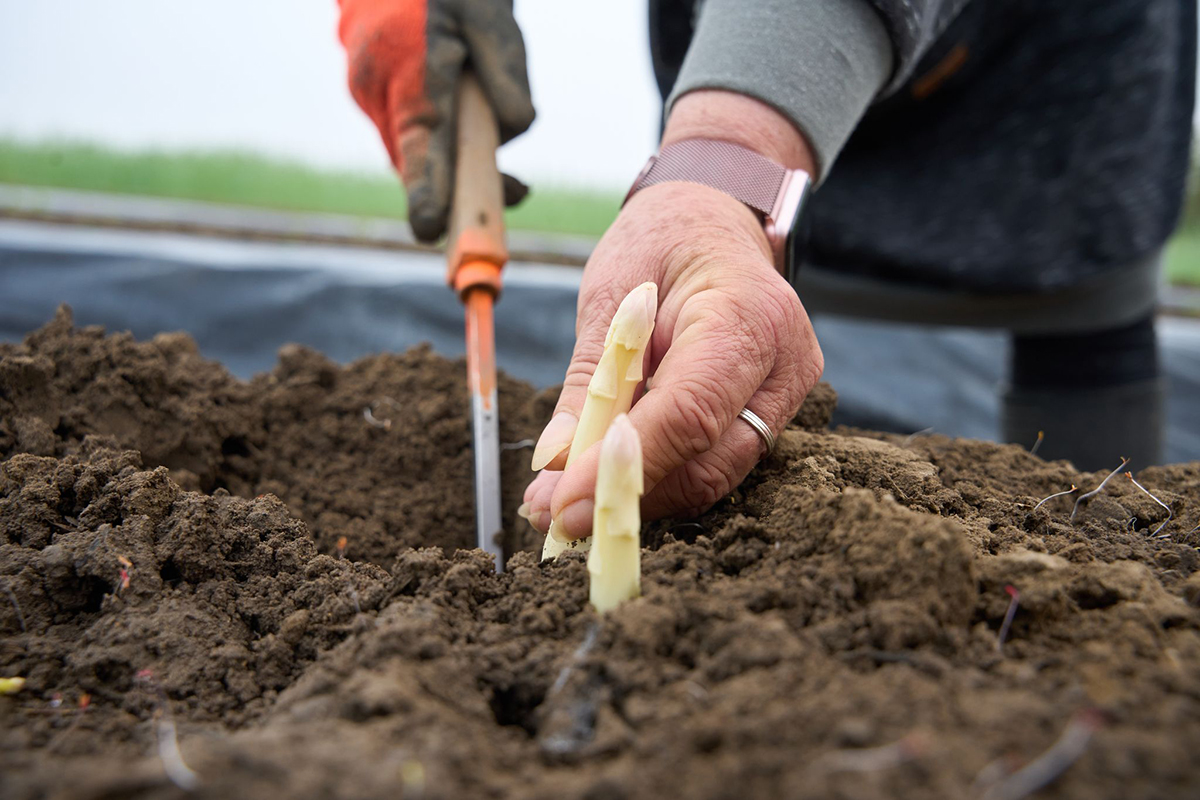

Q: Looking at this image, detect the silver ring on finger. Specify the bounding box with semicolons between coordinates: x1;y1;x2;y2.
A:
738;407;775;456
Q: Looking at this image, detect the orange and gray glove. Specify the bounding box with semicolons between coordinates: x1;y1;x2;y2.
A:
338;0;535;242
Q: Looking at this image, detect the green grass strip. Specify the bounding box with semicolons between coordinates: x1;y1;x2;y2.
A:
0;138;621;238
0;137;1196;285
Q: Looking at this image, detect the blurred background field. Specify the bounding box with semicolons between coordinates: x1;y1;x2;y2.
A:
1;137;1196;283
0;139;623;239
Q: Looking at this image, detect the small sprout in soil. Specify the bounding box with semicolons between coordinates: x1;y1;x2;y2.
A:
1124;473;1173;538
362;406;390;429
818;732;927;774
996;585;1020;654
336;536;348;559
137;669;200;791
362;397;401;430
588;416;644;614
1070;457;1130;523
1030;430;1044;455
0;677;26;695
543;282;658;561
1032;485;1076;513
978;709;1102;800
3;580;26;632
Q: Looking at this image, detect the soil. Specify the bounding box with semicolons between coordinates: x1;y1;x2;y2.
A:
2;307;1199;799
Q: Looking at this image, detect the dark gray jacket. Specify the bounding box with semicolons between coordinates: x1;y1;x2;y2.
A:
650;0;1196;322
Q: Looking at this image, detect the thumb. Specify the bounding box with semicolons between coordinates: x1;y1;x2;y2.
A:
395;12;465;242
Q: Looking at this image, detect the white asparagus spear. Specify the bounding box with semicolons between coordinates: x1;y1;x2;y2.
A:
541;282;657;560
588;415;643;612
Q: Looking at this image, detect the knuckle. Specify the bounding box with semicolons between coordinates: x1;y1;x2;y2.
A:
575;279;629;336
666;382;727;458
677;458;732;511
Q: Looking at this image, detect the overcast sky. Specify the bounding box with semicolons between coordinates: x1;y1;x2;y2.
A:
0;0;663;191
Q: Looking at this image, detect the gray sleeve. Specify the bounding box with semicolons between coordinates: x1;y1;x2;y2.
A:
667;0;894;182
861;0;972;90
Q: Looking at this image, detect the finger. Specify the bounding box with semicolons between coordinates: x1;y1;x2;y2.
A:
641;385;789;520
529;280;644;472
550;294;774;537
520;469;561;534
398;9;464;242
502;173;529;207
460;0;536;141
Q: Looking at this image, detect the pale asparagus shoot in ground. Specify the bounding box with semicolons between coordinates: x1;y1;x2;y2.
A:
588;415;644;613
541;282;657;560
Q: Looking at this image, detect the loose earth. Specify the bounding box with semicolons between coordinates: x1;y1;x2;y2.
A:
2;308;1198;798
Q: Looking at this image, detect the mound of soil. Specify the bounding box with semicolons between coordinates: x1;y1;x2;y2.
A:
2;309;1199;799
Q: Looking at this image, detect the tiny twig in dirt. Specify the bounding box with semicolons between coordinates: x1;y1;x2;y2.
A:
1032;485;1076;513
1070;458;1129;523
1029;431;1044;456
996;585;1020;654
1124;473;1173;538
137;669;200;791
3;580;26;633
548;623;600;698
818;733;927;774
978;710;1102;800
902;427;935;447
500;438;536;451
836;649;946;677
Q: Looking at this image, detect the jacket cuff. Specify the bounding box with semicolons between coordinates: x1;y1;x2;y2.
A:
667;0;893;183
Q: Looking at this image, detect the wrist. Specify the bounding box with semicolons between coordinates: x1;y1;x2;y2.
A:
617;182;775;274
663;91;818;177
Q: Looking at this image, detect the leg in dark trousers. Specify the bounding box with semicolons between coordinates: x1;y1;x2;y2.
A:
1003;315;1163;470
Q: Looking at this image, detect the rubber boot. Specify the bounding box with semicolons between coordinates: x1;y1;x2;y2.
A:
1001;378;1165;470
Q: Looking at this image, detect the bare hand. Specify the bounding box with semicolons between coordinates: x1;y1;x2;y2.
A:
522;179;823;539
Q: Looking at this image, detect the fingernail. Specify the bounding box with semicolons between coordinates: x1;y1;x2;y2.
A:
516;502;532;521
533;509;552;534
531;413;577;471
556;499;595;540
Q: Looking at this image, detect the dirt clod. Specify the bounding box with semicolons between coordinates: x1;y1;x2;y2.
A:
3;308;1200;799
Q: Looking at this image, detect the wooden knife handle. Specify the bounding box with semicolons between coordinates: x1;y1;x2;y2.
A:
445;72;508;294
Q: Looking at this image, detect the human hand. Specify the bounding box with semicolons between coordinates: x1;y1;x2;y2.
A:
520;179;823;540
338;0;535;241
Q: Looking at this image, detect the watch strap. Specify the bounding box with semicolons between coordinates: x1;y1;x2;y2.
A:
623;139;787;219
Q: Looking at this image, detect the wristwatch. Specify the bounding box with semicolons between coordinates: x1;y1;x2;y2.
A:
623;138;811;282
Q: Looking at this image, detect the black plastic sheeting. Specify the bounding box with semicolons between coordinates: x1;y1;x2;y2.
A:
3;223;1199;463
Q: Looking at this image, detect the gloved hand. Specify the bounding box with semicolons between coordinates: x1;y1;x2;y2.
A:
338;0;535;242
